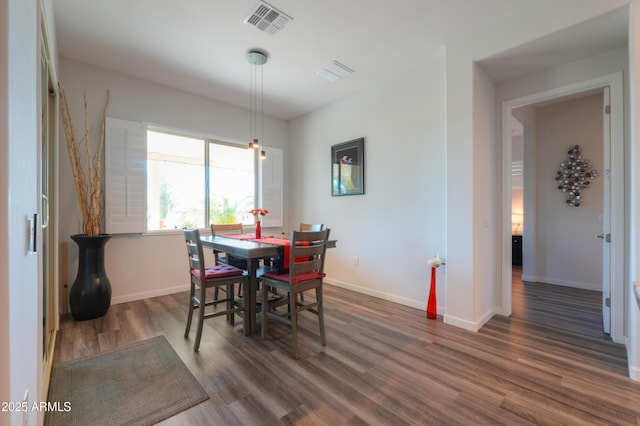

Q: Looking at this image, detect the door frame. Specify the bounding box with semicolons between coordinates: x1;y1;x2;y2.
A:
500;72;625;344
39;11;59;399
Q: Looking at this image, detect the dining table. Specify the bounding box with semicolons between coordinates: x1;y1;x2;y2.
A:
200;234;336;334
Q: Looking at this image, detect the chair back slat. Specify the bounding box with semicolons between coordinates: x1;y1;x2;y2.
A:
299;223;323;231
288;229;330;279
211;223;243;236
183;228;206;277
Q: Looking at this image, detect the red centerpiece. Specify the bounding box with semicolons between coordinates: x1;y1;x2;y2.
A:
249;208;268;239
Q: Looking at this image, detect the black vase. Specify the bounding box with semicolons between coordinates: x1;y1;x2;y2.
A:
70;234;112;321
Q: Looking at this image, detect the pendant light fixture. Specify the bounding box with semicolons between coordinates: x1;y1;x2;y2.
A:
247;50;267;160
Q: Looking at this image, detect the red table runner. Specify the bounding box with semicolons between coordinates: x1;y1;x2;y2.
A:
217;234;309;271
255;237;306;271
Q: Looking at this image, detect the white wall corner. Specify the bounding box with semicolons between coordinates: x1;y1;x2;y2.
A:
444;307;495;332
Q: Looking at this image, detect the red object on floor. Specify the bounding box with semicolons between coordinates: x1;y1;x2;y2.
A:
427;267;437;319
255;220;262;239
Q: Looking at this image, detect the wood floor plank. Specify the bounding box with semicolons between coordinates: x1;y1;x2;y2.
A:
51;270;640;425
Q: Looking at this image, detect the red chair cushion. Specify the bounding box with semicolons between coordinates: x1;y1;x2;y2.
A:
191;264;244;279
263;270;325;284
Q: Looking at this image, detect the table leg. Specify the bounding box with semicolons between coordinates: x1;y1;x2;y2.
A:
247;258;261;334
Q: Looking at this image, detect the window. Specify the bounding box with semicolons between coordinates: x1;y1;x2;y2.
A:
104;118;283;234
208;143;255;226
146;129;255;231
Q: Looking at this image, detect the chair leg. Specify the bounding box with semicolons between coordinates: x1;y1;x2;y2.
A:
290;288;299;359
316;286;326;346
213;287;219;306
261;282;269;341
193;284;206;351
241;280;249;336
228;283;235;325
184;280;195;338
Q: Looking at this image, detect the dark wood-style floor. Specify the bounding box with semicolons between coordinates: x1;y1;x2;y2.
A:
53;269;640;425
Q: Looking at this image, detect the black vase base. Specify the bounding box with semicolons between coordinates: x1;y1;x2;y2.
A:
70;288;111;321
70;305;110;321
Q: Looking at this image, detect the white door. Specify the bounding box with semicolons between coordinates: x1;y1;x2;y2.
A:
600;86;611;334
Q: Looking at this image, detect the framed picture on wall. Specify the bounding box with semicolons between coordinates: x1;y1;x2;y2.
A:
331;137;364;196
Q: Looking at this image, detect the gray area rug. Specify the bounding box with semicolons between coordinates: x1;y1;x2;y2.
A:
46;335;208;426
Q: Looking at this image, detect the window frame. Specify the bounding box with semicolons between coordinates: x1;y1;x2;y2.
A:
105;118;283;235
145;126;258;233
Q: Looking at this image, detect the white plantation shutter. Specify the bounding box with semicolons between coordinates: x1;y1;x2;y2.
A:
261;146;283;227
105;117;146;233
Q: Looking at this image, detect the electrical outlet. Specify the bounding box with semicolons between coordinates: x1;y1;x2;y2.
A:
353;256;359;266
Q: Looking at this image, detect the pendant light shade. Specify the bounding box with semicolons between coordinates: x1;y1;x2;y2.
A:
247;50;267;159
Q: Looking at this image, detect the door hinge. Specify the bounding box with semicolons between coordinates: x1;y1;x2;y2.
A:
597;233;611;243
605;104;611;114
605;297;611;308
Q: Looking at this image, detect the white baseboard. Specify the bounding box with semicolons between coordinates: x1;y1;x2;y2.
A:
444;307;495;332
113;278;440;316
324;277;441;314
520;274;600;291
443;314;477;331
111;284;190;305
629;362;640;382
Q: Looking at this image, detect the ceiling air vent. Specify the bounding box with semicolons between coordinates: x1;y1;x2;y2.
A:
243;1;293;35
316;60;355;82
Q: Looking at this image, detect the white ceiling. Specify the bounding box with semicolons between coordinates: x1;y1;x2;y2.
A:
52;0;629;121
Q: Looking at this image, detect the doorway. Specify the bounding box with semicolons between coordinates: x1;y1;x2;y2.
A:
501;72;625;344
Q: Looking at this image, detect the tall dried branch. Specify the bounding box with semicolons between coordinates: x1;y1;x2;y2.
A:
58;84;110;236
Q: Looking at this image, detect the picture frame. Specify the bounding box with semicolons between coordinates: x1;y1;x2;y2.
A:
331;137;364;196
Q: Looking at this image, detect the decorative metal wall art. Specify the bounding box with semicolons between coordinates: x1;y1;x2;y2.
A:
555;145;597;207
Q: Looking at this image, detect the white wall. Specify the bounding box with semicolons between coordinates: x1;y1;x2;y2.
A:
2;1;41;425
497;49;629;106
473;64;500;325
627;0;640;381
0;0;11;416
530;94;604;290
0;0;9;419
58;58;288;304
43;0;57;73
444;45;477;329
289;50;447;312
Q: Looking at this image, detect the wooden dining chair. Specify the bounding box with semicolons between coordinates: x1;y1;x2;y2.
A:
210;223;247;267
297;223;323;302
270;223;323;267
260;228;330;359
211;223;248;301
183;228;249;351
